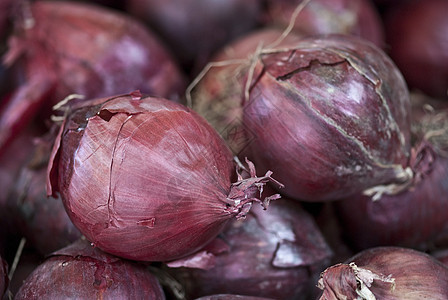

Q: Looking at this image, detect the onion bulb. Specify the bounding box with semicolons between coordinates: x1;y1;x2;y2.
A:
317;247;448;299
264;0;384;47
47;91;282;262
14;238;166;299
242;34;411;201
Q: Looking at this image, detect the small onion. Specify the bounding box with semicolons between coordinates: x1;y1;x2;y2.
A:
47;91;282;262
0;255;7;298
384;0;448;98
264;0;384;47
317;247;448;299
166;191;332;299
0;0;186;154
242;34;411;201
335;96;448;250
14;238;166;299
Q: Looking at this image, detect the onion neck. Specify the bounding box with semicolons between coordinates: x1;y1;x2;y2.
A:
225;158;284;220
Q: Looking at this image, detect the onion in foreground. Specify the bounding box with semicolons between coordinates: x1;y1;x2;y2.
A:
243;34;411;201
47;91;282;262
14;238;165;299
317;247;448;299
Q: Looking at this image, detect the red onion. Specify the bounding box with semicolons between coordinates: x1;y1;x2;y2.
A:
242;34;411;201
264;0;384;47
0;255;7;298
125;0;262;73
47;91;282;262
335;96;448;250
384;0;448;99
191;28;304;155
14;238;166;299
6;131;82;255
0;0;186;155
317;247;448;299
166;192;332;299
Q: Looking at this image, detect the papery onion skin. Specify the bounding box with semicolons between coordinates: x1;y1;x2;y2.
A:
243;34;411;201
264;0;384;47
0;255;7;298
125;0;262;73
0;0;186;154
14;239;166;300
384;0;448;99
167;193;332;300
317;247;448;299
47;92;280;262
335;98;448;251
192;28;304;155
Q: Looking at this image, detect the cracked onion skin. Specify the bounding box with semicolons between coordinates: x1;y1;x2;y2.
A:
14;239;165;300
47;92;280;262
317;247;448;299
243;34;411;202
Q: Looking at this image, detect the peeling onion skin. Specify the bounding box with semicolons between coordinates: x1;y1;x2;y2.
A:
384;0;448;99
167;195;332;299
47;92;280;262
14;239;166;300
317;247;448;299
264;0;384;47
0;0;186;155
243;34;411;202
0;256;7;298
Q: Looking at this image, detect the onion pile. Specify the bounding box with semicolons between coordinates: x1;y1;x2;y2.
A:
47;91;282;262
240;34;411;201
0;0;186;154
384;0;448;99
166;191;332;299
14;238;166;299
317;247;448;299
264;0;384;47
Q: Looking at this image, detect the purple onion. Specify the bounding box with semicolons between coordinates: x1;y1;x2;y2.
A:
243;34;411;201
14;239;166;299
317;247;448;299
264;0;384;47
47;91;282;262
